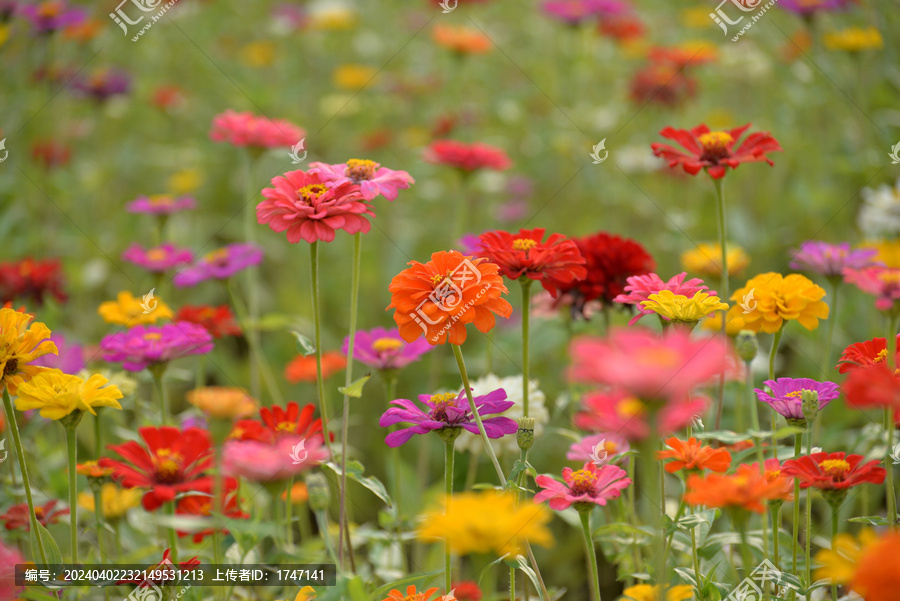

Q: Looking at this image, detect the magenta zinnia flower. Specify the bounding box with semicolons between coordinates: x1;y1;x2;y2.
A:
754;377;840;423
258;170;373;244
308;159;415;201
843;266;900;311
19;0;84;33
209;110;305;149
0;538;24;600
541;0;629;25
173;243;263;287
122;243;193;273
100;322;214;371
222;436;328;481
126;194;196;215
534;462;632;511
71;68;131;102
779;0;851;17
574;388;707;441
342;327;432;371
379;388;517;447
566;433;630;464
613;272;714;325
31;333;84;373
790;242;879;278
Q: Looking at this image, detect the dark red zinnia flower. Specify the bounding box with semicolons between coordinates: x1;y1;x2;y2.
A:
628;64;696;108
116;548;200;586
451;581;483;601
475;228;586;297
228;418;273;443
424;139;512;171
651;123;782;179
260;401;327;442
597;14;644;41
0;500;68;531
843;364;900;411
175;304;241;339
31;139;71;169
837;335;900;374
0;258;67;305
176;477;248;543
556;232;655;312
781;452;886;491
99;426;213;512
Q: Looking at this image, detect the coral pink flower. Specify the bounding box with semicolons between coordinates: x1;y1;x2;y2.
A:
614;272;714;325
209;110;304;149
0;538;24;599
122;243;193;273
574;388;707;441
258;169;372;243
424;140;512;172
222;435;328;481
534;462;632;511
570;328;729;399
651;124;782;179
308;159;414;201
843;266;900;312
566;432;630;464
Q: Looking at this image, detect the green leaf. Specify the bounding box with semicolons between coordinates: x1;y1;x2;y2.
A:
593;522;654;542
512;555;546;601
29;521;62;568
674;567;697;586
675;513;709;530
849;515;893;526
324;460;392;507
693;430;751;444
291;330;316;355
346;575;368;601
338;374;372;398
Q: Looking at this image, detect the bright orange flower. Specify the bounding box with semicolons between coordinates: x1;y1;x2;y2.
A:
432;24;491;55
383;585;453;601
284;351;346;383
684;465;790;513
657;437;732;473
387;251;512;345
850;531;900;601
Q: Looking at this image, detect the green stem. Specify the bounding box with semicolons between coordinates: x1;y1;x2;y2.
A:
580;510;601;601
309;241;333;455
165;501;178;564
521;280;532;418
151;364;170;426
886;310;899;526
285;476;294;548
93;410;102;458
384;376;401;513
690;507;701;593
791;434;802;577
831;504;840;601
444;438;455;594
713;176;729;423
771;503;781;571
769;328;783;382
93;488;111;601
65;423;78;563
510;565;516;601
638;413;666;589
822;280;840;375
243;150;261;399
738;522;753;580
805;430;813;600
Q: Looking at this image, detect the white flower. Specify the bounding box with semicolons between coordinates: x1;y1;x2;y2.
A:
455;373;548;457
859;178;900;238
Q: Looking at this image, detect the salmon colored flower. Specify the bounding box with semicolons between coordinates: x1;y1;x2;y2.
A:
574;388;708;441
126;194;196;215
284;351;346;383
726;273;829;334
566;433;630;464
681;243;749;278
14;368;123;420
534;462;632;510
843;364;900;410
387;251;512;345
0;307;57;395
684;467;789;513
843;266;900;312
746;458;794;501
424;140;511;172
782;452;886;493
210;110;305;149
431;24;491;54
98;291;174;325
186;386;257;420
652;124;782;179
849;531;900;601
450;582;481;601
657;437;731;473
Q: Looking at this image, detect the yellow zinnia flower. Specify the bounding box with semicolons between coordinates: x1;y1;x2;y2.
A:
700;310;743;336
642;290;729;324
186;386;257;419
860;240;900;268
15;369;123;420
275;587;317;601
332;64;376;90
168;168;203;194
417;490;553;556
824;27;883;52
680;6;712;29
681;243;750;278
813;528;879;584
621;584;693;601
0;308;58;395
726;272;829;334
240;41;278;67
78;483;142;520
309;7;357;30
98;291;173;326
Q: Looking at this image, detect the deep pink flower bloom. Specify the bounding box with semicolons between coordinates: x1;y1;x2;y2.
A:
570;328;730;399
342;327;432;371
424;140;512;171
780;0;851;16
126;194;196;215
19;0;84;33
31;333;84;373
71;68;131;102
534;462;632;511
209;110;305;149
843;266;900;311
379;388;517;447
613;272;714;325
173;243;263;287
258;169;372;243
790;242;880;278
566;432;630;464
541;0;630;25
100;322;214;371
574;388;707;441
0;538;24;599
754;377;840;422
122;243;193;273
222;435;328;481
308;160;415;201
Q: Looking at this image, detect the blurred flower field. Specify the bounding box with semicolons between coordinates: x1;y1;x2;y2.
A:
1;0;900;600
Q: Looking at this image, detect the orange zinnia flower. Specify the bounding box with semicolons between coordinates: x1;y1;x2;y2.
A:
850;531;900;601
387;251;512;345
432;24;491;55
684;464;790;513
284;351;346;383
657;437;732;473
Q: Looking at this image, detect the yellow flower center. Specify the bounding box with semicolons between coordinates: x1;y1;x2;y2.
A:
765;470;781;483
372;337;404;352
512;238;538;251
430;392;458;406
143;333;162;341
146;248;168;261
568;469;598;496
204;248;229;264
297;184;329;203
697;131;734;161
148;194;173;205
605;441;618;453
345;158;378;182
876;349;889;363
819;459;851;477
154;449;183;482
617;397;646;418
783;389;811;399
275;421;295;433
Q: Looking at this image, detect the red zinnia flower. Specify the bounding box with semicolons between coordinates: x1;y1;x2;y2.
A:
284;351;346;383
116;548;200;586
657;437;732;474
259;401;327;441
781;452;886;492
451;581;482;601
598;14;644;42
99;426;213;511
629;64;696;108
837;335;900;374
31;139;71;169
424;139;512;172
475;228;586;297
651;123;782;179
175;304;241;339
0;500;68;531
0;258;67;305
228;419;272;442
175;477;248;543
556;232;655;310
842;364;900;411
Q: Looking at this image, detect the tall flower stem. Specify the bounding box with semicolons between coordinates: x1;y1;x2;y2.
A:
713;176;729;419
150;364;170;426
285;476;294;548
830;503;840;601
690;507;701;589
638;412;666;592
770;502;782;571
821;279;840;374
308;241;333;454
791;433;802;577
338;232;362;568
92;486;111;601
64;422;79;563
165;501;178;564
805;427;813;600
579;509;602;601
521;280;533;417
885;310;899;526
443;437;456;593
242;150;262;399
770;328;784;461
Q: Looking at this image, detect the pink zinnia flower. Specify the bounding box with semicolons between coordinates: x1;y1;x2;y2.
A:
574;388;707;441
222;435;328;481
209;110;305;149
122;243;193;273
308;159;415;201
19;0;84;33
613;272;714;325
569;328;730;399
173;243;263;287
566;433;630;464
424;139;512;171
126;194;196;215
843;266;900;311
258;169;373;243
100;322;214;371
342;326;432;371
534;462;632;511
0;538;24;599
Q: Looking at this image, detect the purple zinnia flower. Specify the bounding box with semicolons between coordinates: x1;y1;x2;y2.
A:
173;243;264;287
789;241;880;278
342;327;431;371
19;0;84;33
31;333;84;373
122;243;193;273
379;388;517;447
754;377;840;424
456;233;483;255
307;160;414;201
541;0;629;25
779;0;851;17
100;322;214;372
71;68;131;102
126;194;197;215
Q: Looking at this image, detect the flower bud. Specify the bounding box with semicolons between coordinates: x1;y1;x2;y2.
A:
801;389;820;424
306;473;331;511
734;330;759;363
517;417;535;451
